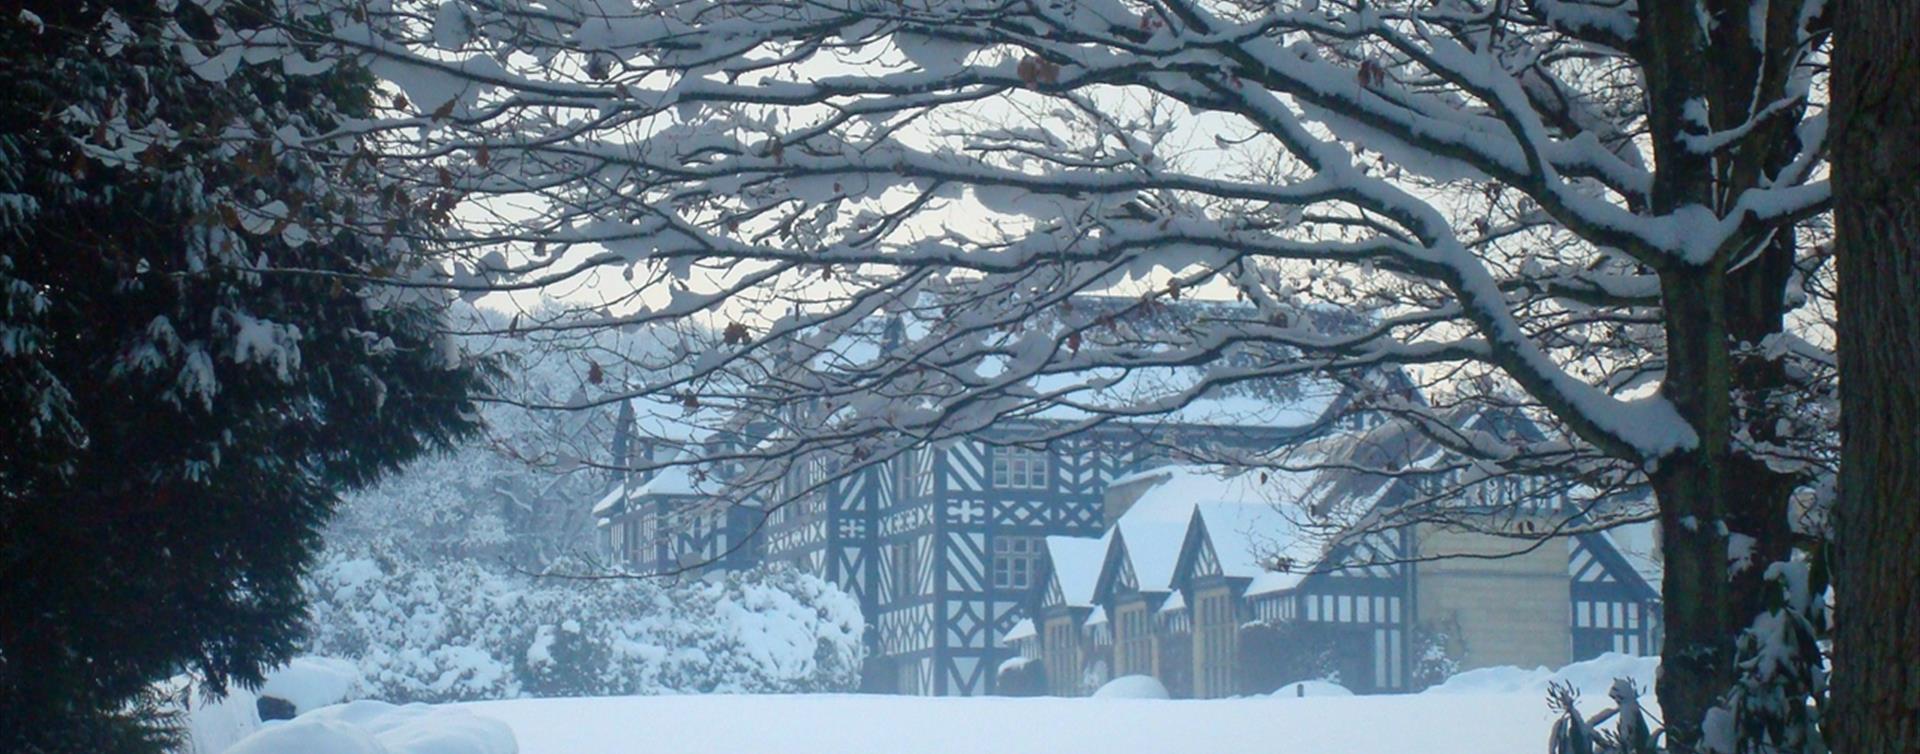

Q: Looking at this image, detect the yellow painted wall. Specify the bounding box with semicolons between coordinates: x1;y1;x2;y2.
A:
1414;521;1571;671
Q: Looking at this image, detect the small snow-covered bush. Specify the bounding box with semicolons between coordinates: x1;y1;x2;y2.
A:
1236;620;1340;695
303;557;864;702
1272;680;1353;698
1411;624;1463;691
995;656;1045;697
1093;675;1171;700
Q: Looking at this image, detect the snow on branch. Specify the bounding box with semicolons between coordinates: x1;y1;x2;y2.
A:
247;0;1835;517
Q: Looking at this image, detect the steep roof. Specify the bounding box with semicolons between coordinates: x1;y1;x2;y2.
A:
1598;522;1664;592
1045;535;1110;608
1193;496;1317;581
1159;467;1324;593
592;449;735;518
1097;465;1331;597
1104;468;1220;593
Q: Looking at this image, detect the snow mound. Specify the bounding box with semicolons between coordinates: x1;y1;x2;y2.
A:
1092;675;1170;699
1272;680;1353;698
168;678;262;754
1424;653;1658;700
225;715;384;754
224;700;516;754
262;656;362;715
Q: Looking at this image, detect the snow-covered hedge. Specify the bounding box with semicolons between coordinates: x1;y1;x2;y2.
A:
303;558;864;703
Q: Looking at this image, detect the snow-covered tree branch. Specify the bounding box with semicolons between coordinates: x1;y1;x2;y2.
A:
256;0;1838;748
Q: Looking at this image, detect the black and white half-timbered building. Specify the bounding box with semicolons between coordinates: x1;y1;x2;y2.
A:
594;440;767;577
596;391;1352;694
1003;417;1663;698
767;390;1347;695
593;307;1661;697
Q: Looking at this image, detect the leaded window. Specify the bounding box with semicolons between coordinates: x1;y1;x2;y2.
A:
1115;602;1153;676
1196;590;1237;698
992;536;1039;590
991;445;1049;489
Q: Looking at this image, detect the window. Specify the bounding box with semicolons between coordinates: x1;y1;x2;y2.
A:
1115;603;1153;677
992;536;1040;591
1195;590;1237;698
1045;618;1080;696
991;446;1049;489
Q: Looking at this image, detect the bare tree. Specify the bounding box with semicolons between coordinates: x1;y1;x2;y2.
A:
266;0;1841;748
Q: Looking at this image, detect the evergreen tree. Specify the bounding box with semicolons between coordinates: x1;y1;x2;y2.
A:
0;1;492;749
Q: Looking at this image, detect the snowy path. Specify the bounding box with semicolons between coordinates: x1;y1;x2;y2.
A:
461;692;1566;754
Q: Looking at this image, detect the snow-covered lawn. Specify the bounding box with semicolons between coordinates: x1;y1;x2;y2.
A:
206;654;1658;754
465;691;1555;754
463;655;1655;754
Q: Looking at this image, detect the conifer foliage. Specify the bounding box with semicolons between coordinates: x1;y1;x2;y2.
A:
0;1;492;749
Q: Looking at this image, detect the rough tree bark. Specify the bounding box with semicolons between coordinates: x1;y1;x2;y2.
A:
1831;2;1920;751
1640;3;1811;745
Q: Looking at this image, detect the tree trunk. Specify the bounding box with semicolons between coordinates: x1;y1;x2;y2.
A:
1635;3;1818;746
1831;3;1920;751
1650;266;1739;754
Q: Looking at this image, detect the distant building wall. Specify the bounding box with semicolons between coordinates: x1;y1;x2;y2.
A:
1414;522;1571;671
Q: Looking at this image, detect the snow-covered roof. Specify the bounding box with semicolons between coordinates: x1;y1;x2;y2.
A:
593;450;738;519
1098;466;1226;593
1046;535;1109;608
1194;497;1315;581
1245;570;1304;597
1116;465;1329;595
1002;618;1037;644
634;460;700;497
1302;404;1557;520
1113;520;1190;593
1600;521;1663;589
591;483;629;518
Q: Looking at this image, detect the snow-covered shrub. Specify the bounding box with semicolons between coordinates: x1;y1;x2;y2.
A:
222;700;516;754
259;657;362;717
995;656;1045;697
1236;620;1340;694
1093;675;1171;699
1701;559;1830;754
1547;678;1657;754
1411;624;1464;691
1079;659;1112;696
303;557;864;702
1272;680;1354;698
